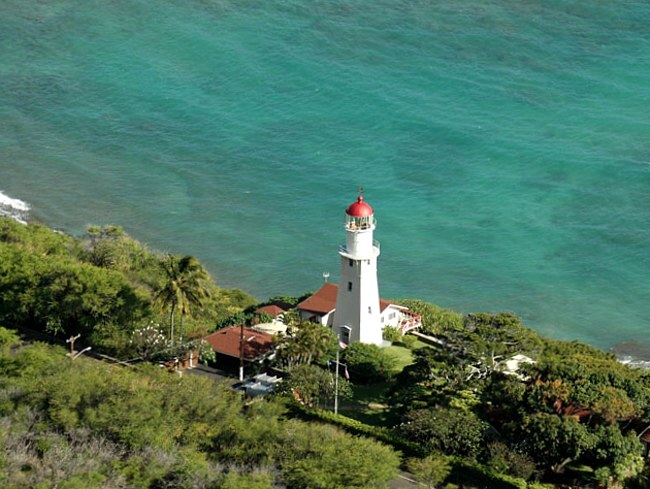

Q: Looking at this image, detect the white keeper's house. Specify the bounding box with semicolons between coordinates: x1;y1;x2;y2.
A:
297;194;421;345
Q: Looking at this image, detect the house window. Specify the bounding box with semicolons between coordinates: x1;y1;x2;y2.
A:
389;312;396;320
381;317;385;323
349;259;353;267
347;282;352;291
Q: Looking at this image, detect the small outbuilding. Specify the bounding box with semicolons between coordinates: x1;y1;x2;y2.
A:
252;304;289;335
254;304;287;319
296;282;338;326
204;326;275;372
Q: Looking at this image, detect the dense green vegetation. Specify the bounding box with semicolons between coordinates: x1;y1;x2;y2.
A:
0;218;255;359
0;329;400;488
342;342;397;383
388;312;650;488
397;299;463;336
3;216;650;488
273;301;650;488
274;322;337;369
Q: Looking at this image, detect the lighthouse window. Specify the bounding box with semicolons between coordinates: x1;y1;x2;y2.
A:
349;259;353;267
347;282;352;291
368;306;372;314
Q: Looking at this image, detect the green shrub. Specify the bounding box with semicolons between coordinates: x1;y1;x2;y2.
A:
485;442;537;480
397;299;463;335
382;326;402;343
449;460;530;489
407;453;453;488
398;407;489;459
343;342;396;383
277;364;352;409
0;326;20;353
401;334;417;349
288;403;424;456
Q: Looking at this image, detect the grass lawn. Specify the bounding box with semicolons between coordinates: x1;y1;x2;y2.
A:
338;343;425;427
383;339;428;374
352;382;393;405
383;345;415;374
339;381;398;427
339;404;399;427
411;339;430;349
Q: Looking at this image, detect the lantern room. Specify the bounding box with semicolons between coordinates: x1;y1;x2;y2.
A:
345;196;375;230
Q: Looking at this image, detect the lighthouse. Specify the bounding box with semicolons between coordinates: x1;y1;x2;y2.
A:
333;194;383;345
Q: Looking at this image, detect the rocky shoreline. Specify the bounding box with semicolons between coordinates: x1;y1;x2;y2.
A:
2;188;649;370
0;190;30;224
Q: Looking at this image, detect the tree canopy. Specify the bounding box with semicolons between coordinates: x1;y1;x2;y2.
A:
274;322;337;369
0;330;400;488
153;254;211;342
3;217;650;488
389;310;650;487
0;217;255;359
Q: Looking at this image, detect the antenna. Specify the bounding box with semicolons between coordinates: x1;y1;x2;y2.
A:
322;271;330;283
357;185;364;196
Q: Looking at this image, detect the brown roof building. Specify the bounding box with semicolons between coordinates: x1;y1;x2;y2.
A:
204;326;275;362
254;304;287;317
298;283;396;315
296;283;420;335
297;282;338;314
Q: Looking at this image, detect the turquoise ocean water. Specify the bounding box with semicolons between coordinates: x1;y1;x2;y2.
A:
1;0;649;355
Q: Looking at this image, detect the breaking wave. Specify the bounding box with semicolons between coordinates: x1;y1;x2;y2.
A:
0;190;30;224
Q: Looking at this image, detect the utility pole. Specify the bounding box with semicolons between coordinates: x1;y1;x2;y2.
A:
66;334;81;356
334;340;340;415
239;322;245;382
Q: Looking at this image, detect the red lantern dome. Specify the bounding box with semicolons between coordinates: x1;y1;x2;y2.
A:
345;196;374;217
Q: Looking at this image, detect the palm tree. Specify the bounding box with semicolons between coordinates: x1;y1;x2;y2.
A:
277;322;337;369
176;255;210;342
153;254;210;343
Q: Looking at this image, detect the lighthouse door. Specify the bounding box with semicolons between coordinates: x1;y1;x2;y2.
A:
339;325;351;344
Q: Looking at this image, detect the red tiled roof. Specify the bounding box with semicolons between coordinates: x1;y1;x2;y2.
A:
380;300;408;313
254;304;286;317
204;326;274;361
298;283;403;315
297;283;339;314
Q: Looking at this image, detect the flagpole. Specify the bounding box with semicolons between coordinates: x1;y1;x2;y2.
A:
334;337;340;415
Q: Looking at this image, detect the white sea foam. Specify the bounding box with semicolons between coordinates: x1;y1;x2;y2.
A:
618;356;650;370
0;190;30;224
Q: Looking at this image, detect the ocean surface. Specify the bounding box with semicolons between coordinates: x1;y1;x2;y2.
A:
1;0;649;357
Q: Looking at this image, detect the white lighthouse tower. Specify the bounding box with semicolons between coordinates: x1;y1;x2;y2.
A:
333;194;383;345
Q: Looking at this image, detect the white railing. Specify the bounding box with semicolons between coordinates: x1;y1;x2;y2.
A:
399;313;422;334
338;241;380;256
